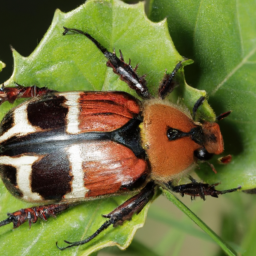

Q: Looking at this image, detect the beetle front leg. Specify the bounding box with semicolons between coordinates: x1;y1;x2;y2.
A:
168;176;240;200
57;181;156;250
0;83;55;105
0;203;70;229
63;27;151;99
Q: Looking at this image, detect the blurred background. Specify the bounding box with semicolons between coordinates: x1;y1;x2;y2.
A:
1;1;256;256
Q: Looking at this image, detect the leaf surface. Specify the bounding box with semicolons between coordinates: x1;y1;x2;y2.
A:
0;0;215;255
148;0;256;190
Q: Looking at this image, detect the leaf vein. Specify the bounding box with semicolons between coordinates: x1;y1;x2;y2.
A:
21;225;45;256
193;0;203;40
236;0;244;57
72;201;103;256
210;46;256;96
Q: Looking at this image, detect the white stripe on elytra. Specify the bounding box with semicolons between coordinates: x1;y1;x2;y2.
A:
59;92;81;134
0;155;42;201
64;145;89;199
0;102;37;143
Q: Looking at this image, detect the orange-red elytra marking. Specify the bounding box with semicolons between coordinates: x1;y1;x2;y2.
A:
78;92;140;132
83;141;148;197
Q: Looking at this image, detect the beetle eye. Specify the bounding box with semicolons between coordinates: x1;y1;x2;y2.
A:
167;128;181;140
194;148;213;160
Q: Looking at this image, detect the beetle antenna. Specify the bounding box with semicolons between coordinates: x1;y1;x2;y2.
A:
216;110;232;121
218;154;232;164
205;161;217;174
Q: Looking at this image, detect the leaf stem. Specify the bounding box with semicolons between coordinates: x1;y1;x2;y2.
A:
163;189;238;256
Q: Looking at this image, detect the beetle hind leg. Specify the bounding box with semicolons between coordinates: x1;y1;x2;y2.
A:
57;181;156;250
0;203;70;229
63;27;151;99
0;83;55;105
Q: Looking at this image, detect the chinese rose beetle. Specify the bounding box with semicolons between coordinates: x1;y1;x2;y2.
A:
0;27;240;250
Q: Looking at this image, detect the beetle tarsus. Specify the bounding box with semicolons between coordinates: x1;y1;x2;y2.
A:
63;27;151;99
192;96;205;120
0;215;16;227
63;27;108;54
56;182;156;250
56;219;113;250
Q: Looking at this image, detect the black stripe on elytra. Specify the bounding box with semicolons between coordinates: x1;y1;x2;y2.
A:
0;127;110;156
27;95;68;129
31;150;72;200
0;117;145;158
0;111;14;136
0;165;23;198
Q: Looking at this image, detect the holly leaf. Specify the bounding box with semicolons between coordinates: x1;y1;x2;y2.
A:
0;0;215;255
148;0;256;191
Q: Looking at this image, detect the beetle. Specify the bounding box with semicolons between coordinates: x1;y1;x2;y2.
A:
0;27;239;250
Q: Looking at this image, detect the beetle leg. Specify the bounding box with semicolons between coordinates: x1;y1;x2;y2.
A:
168;177;241;200
63;27;151;99
0;203;69;229
56;181;156;250
0;83;55;105
158;61;184;99
192;96;205;120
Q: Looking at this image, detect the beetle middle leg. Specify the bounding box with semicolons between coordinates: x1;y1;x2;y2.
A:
0;83;55;105
63;27;151;99
158;61;184;99
56;181;156;250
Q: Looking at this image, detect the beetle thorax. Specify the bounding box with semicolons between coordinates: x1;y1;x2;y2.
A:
141;99;201;183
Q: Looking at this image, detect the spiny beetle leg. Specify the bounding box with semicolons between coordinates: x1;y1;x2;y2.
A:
168;176;241;200
0;83;55;105
63;27;151;99
158;61;183;99
0;203;69;229
56;181;156;250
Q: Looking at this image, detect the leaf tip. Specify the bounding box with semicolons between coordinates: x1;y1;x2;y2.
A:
0;61;6;72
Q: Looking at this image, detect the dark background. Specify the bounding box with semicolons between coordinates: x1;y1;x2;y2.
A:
0;0;85;83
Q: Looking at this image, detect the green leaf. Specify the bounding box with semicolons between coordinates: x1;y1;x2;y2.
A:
0;0;216;255
162;190;238;256
148;0;256;191
0;61;5;72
